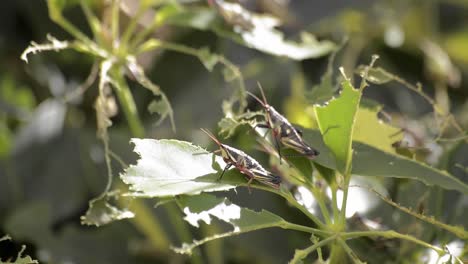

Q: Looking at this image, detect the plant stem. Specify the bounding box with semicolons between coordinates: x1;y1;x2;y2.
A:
111;0;120;46
121;195;170;251
277;188;326;229
337;238;364;264
165;203;204;264
110;68;145;138
342;230;445;255
289;235;337;264
282;222;332;237
309;186;332;225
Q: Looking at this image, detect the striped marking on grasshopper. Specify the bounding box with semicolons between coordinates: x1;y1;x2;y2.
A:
247;83;320;163
201;128;281;190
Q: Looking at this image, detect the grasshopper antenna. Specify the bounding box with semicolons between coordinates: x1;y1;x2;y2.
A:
200;128;222;146
246;90;266;107
256;82;269;105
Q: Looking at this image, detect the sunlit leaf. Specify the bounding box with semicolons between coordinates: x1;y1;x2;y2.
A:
302;129;468;195
353;105;402;154
162;2;335;60
80;194;135;226
444;31;468;64
173;193;285;255
214;0;336;60
314;72;360;174
121;139;237;197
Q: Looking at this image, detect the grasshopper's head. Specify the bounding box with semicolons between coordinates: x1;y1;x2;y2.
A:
301;145;320;158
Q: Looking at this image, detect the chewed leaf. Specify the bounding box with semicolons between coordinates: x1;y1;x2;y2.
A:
314;72;360;174
163;2;335;60
0;235;39;264
302;129;468;195
21;34;70;63
214;0;336;60
121;139;237;197
80;194;135;226
173;194;285;255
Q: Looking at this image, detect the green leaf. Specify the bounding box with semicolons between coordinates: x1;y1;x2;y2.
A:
353;105;402;154
305;52;339;105
301;129;468;195
126;57;175;131
173;193;285;255
198;47;220;71
80;193;135;226
121;139;237;197
314;73;360;174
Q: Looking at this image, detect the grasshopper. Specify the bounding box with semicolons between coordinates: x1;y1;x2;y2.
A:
247;84;320;162
201;128;281;189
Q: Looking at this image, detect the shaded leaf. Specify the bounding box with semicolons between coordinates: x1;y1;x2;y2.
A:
198;47;219;71
217;111;261;138
80;193;135;226
302;129;468;195
305;52;339;105
126;57;175;131
121;139;236;197
4;202;139;263
173;193;285;255
314;73;360;174
0;235;39;264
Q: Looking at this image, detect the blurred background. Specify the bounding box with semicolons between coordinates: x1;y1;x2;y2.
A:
0;0;467;263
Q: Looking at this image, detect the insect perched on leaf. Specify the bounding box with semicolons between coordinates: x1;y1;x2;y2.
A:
201;128;281;189
247;84;320;163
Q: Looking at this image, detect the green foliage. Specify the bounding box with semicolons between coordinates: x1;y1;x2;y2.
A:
315;71;360;174
6;0;468;263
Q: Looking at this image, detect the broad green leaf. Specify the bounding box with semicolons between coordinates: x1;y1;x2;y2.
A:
353;106;402;154
173;193;285;255
121;139;237;197
302;129;468;195
314;74;360;174
0;235;38;264
80;194;135;226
